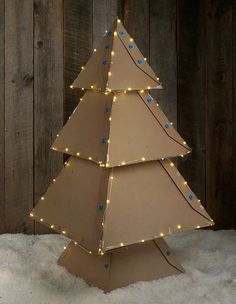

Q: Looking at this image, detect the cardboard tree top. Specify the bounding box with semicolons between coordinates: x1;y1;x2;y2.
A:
30;18;214;291
72;19;162;91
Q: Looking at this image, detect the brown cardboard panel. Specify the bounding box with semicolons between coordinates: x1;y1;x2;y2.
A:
102;159;213;251
51;91;190;167
52;91;113;164
72;21;116;91
107;92;191;166
31;157;110;252
72;19;161;91
58;238;183;291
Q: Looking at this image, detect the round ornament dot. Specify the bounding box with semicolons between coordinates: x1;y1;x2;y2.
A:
119;31;125;36
189;194;193;200
137;59;143;65
147;97;153;103
102;60;108;65
165;123;170;129
128;44;134;50
107;31;112;36
98;204;104;211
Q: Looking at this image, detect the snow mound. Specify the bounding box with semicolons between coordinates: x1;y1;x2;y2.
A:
0;230;235;304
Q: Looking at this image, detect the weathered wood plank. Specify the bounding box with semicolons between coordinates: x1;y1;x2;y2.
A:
150;0;177;125
177;0;206;205
93;0;122;48
34;0;64;234
5;0;34;233
205;0;233;228
0;0;5;233
64;0;93;120
123;0;149;58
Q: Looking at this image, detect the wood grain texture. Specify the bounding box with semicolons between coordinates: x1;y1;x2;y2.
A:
0;0;5;232
64;0;93;121
93;0;122;48
5;0;34;233
205;0;233;228
177;0;206;205
34;0;64;234
150;0;177;125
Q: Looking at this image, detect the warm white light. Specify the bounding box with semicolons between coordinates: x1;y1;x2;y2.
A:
109;117;112;121
89;251;92;254
100;251;104;256
161;158;164;160
198;199;201;202
88;157;92;160
170;122;173;125
147;86;151;89
121;161;126;165
64;246;66;250
117;19;121;23
156;77;160;81
124;90;127;94
128;87;131;91
177;225;181;229
111;51;115;56
74;241;78;245
94;48;96;52
106;199;110;204
82;88;84;91
141;157;146;161
210;219;214;222
76;152;80;156
170;162;174;167
29;213;34;217
180;154;184;157
80;98;83;101
183;181;187;185
53;179;56;182
81;66;84;70
50;224;54;228
62;230;66;234
65;148;69;152
130;38;133;42
160;232;164;237
113;96;117;101
144;57;147;61
106;163;109;167
196;225;201;229
41;196;45;200
40;218;43;222
90;85;94;89
108;72;111;76
140;89;144;94
114;31;117;36
105;30;108;33
141;239;145;243
69;85;73;89
56;134;59;137
183;141;187;145
110;176;114;180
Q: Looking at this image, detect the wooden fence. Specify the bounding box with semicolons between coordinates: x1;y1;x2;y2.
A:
0;0;235;234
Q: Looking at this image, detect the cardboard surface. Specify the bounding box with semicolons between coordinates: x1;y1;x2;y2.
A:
31;157;213;253
58;238;184;291
51;91;191;167
72;19;161;91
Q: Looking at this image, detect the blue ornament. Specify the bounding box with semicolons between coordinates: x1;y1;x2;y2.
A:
137;59;143;65
102;60;108;65
147;97;153;103
166;251;171;256
157;97;161;102
105;44;110;50
98;204;104;211
107;31;112;36
128;44;134;50
188;194;193;200
165;123;170;129
101;137;107;144
119;31;125;36
104;106;110;113
104;263;109;269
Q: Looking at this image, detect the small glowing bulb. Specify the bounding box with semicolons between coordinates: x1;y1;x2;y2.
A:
64;246;67;250
90;85;94;89
53;179;56;182
160;232;164;237
110;176;114;180
156;77;160;81
94;48;96;52
120;243;124;246
40;218;43;222
74;241;78;245
130;38;133;42
170;122;173;125
88;157;92;160
62;230;66;234
56;134;59;137
108;72;111;76
113;96;117;101
170;162;174;167
198;199;201;202
117;19;121;23
144;57;147;61
141;239;145;243
124;90;127;94
106;199;110;204
82;88;84;91
89;251;92;254
50;224;54;228
140;89;144;94
81;66;84;70
114;31;117;36
141;157;146;161
105;30;108;33
65;147;69;152
80;98;83;101
180;154;184;157
183;181;187;185
69;85;74;89
100;251;104;256
210;219;214;222
109;117;112;121
147;86;151;90
121;161;126;165
111;51;115;56
29;213;34;217
161;158;164;160
177;225;181;229
41;196;45;200
196;225;201;229
105;91;108;95
183;141;187;145
128;87;131;91
105;163;109;167
76;152;80;156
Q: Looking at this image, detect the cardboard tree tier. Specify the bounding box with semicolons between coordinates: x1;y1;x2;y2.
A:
30;18;214;291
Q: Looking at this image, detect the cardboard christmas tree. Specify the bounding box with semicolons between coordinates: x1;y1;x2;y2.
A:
30;18;214;291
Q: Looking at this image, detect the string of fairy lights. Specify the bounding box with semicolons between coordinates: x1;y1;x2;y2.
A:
29;18;214;258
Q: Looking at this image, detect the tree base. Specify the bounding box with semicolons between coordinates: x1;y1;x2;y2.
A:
58;238;184;292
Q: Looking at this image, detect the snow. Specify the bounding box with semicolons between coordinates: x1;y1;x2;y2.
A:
0;230;236;304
